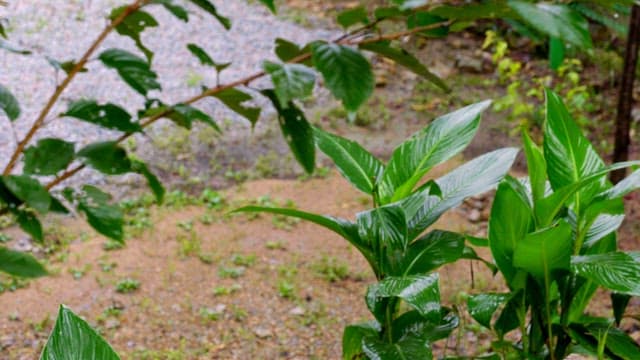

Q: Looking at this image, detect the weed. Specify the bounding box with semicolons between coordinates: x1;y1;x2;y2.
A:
0;233;11;243
231;253;256;267
103;240;124;251
199;306;222;322
231;305;248;322
198;252;216;264
265;239;286;250
177;230;201;258
200;189;225;209
69;265;90;280
277;280;296;299
311;256;349;282
218;265;245;279
115;278;140;293
213;283;241;296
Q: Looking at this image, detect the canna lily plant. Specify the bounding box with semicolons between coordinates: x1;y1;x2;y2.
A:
467;89;640;359
236;100;519;358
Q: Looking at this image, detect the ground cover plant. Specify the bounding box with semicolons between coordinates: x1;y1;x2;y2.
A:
0;0;639;358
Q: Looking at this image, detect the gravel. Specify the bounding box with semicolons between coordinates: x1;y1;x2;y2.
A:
0;0;336;189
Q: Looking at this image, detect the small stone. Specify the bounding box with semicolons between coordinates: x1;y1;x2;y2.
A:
253;326;272;339
471;200;484;209
214;304;226;313
14;237;33;252
171;304;181;313
455;54;483;73
468;209;482;223
127;341;136;348
105;319;120;329
289;306;305;316
0;335;15;349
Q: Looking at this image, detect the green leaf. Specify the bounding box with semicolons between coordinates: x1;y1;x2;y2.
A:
543;89;605;207
468;293;509;329
258;0;276;14
598;168;640;200
263;61;315;108
186;43;230;72
571;252;640;296
23;138;75;176
46;58;87;75
357;204;407;258
187;0;231;29
0;247;47;278
77;141;132;175
75;186;124;242
402;230;465;275
274;38;307;63
342;321;379;360
611;293;630;326
262;90;315;174
391;310;458;343
337;6;369;28
362;335;432;360
109;6;158;62
391;0;428;11
151;0;189;22
16;210;43;243
402;148;519;239
3;175;51;214
0;83;20;121
584;322;640;359
99;49;161;96
210;88;261;126
65;99;141;133
40;305;121;360
507;1;592;48
311;42;374;114
549;37;565;70
131;160;165;203
489;176;534;284
407;11;449;37
378;100;489;203
359;42;448;92
494;290;524;337
513;221;572;285
167;103;220;132
372;273;441;321
313;126;384;195
374;7;403;20
430;2;513;21
521;129;547;204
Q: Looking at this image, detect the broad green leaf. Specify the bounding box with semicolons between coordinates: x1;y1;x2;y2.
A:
186;43;230;72
110;7;158;62
167;103;220;132
23;138;75;176
210;88;261;126
263;61;315;108
493;290;524;337
0;83;20;121
311;42;374;114
258;0;276;14
0;247;47;278
391;0;428;11
313;126;383;195
262;90;315;174
585;322;640;359
508;1;592;48
598;168;640;200
521;129;547;204
357;204;407;260
359;42;448;92
391;310;458;343
187;0;231;29
431;2;513;20
3;175;51;214
65;99;141;133
571;252;640;296
379;100;489;203
372;273;440;321
402;230;465;275
513;221;572;285
467;293;509;329
374;7;403;20
362;334;432;360
40;305;120;360
274;38;306;63
99;49;161;96
543;89;605;208
77;141;132;175
402;148;519;239
342;321;380;360
407;11;449;37
76;186;124;241
151;0;189;22
549;37;565;70
573;3;627;36
337;6;368;28
489;176;534;284
16;210;43;243
49;196;70;214
131;160;165;203
611;293;630;326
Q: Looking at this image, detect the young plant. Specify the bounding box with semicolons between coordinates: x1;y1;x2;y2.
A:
467;89;640;359
236;101;518;358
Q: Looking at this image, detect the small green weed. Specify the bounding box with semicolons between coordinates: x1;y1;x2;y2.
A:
115;278;140;293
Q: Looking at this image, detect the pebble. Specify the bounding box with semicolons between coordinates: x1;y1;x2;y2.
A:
467;209;482;223
252;326;272;339
0;335;15;349
288;306;305;316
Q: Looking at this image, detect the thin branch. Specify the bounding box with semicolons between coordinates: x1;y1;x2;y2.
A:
2;0;147;175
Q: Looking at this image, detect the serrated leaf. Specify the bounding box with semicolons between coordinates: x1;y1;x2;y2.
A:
187;0;231;29
3;175;51;214
77;141;132;175
402;230;465;275
571;252;640;296
311;42;374;114
65;99;141;133
99;49;161;96
263;61;315;108
508;1;592;48
313;126;383;194
131;160;164;203
274;38;310;64
40;305;121;360
75;185;124;241
0;247;47;278
0;83;20;121
378;100;489;203
211;88;260;126
110;6;158;62
151;0;189;22
186;43;230;72
23;138;75;176
359;42;448;92
262;89;315;174
468;293;509;329
168;103;220;132
337;6;368;28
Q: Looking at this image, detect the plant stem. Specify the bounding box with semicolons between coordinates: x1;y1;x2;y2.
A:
2;0;147;176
